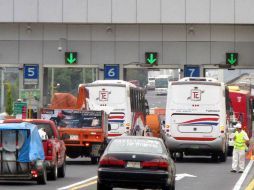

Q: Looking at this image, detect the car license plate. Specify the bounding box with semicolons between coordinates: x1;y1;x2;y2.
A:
126;162;141;168
191;145;199;149
70;135;79;140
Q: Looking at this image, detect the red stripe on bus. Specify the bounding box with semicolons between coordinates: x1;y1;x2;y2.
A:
174;137;216;141
108;134;122;137
182;117;219;124
109;116;124;119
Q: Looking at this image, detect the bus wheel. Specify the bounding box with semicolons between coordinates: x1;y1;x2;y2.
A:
91;157;98;164
176;152;184;161
211;153;219;162
219;151;227;162
227;146;233;157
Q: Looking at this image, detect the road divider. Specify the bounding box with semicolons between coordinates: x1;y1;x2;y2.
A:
57;176;97;190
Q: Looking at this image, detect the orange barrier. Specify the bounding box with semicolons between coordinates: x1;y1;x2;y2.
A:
146;114;161;138
246;139;254;160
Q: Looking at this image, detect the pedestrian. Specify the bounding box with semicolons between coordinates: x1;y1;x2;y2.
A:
231;122;249;173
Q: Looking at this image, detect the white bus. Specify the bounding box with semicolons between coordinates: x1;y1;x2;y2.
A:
164;77;230;161
86;80;148;138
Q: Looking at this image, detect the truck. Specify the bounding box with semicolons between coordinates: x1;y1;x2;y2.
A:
227;85;253;155
4;119;66;180
41;110;109;164
0;122;47;184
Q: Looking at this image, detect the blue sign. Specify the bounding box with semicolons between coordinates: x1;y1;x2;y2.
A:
104;64;120;80
24;64;39;85
184;65;200;77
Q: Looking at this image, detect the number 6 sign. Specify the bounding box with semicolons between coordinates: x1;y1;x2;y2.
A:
104;64;120;80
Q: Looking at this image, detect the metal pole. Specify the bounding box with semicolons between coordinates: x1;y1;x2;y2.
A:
51;68;54;101
1;70;4;112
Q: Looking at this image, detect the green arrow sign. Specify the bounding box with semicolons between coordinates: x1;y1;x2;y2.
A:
145;52;158;65
65;52;78;64
226;53;238;66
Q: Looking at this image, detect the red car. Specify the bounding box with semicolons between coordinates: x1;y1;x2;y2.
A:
4;119;66;180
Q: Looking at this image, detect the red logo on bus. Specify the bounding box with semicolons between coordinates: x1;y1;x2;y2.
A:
99;90;109;101
189;87;203;101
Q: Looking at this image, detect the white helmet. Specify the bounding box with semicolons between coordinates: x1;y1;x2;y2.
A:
235;123;242;129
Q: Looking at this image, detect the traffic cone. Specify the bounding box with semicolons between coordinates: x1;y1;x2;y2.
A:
246;150;254;160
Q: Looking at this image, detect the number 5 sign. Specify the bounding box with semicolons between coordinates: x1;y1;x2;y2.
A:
24;64;39;85
104;64;120;80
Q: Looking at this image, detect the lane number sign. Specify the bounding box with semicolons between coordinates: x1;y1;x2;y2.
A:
104;64;120;80
23;64;39;85
184;65;200;77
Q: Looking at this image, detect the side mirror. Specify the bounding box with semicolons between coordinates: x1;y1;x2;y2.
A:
108;123;111;131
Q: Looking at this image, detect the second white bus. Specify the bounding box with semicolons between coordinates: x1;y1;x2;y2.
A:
164;77;230;161
86;80;148;138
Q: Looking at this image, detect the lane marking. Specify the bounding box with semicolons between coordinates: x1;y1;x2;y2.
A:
70;180;97;190
245;179;254;190
57;176;97;190
233;160;254;190
58;172;195;190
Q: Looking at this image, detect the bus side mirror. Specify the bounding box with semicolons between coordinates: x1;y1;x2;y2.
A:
108;124;111;131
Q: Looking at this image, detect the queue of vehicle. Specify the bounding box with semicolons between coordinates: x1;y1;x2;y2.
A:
1;77;251;189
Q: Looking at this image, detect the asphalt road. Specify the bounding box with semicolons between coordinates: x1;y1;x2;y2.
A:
0;90;252;190
0;156;245;190
145;90;167;109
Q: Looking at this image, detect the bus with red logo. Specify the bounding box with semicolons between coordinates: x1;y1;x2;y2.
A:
164;77;230;161
86;80;149;138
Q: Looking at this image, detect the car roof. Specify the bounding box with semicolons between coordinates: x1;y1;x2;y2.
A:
112;136;163;142
4;119;55;125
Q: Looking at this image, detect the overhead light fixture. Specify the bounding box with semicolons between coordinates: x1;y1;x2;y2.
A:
106;26;113;33
26;24;32;33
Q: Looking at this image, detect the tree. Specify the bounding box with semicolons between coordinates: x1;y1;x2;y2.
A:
5;82;13;115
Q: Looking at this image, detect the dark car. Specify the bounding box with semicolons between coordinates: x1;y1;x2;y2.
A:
97;136;176;190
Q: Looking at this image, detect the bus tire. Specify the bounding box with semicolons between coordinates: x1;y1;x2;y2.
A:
227;146;233;157
91;157;98;164
219;150;227;162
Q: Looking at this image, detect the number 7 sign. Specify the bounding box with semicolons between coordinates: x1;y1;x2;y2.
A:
184;65;200;77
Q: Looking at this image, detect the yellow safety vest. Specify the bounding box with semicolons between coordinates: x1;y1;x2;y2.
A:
234;131;246;150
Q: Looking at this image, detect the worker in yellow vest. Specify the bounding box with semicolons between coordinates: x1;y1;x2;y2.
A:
231;122;249;173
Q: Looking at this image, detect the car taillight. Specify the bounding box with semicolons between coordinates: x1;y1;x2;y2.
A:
142;159;169;170
47;142;53;156
99;156;126;167
31;170;38;178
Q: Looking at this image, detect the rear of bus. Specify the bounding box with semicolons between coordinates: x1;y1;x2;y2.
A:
164;78;228;160
86;81;131;138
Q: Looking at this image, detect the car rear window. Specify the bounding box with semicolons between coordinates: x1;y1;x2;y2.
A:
34;123;54;139
108;138;163;154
